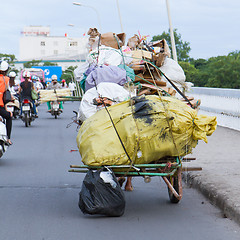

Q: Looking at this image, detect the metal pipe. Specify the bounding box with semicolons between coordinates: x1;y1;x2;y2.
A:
182;166;202;172
70;163;180;168
69;169;178;177
165;0;178;62
116;0;124;32
65;69;82;97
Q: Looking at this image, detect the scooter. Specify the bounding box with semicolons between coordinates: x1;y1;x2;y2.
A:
20;98;36;127
0;117;9;158
6;95;20;119
49;101;62;119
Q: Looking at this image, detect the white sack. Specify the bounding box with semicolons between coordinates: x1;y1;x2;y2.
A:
87;46;132;66
78;82;130;122
74;62;89;82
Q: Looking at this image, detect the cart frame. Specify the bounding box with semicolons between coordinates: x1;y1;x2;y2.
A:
69;156;183;203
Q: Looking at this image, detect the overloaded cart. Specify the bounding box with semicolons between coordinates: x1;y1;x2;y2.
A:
68;28;217;216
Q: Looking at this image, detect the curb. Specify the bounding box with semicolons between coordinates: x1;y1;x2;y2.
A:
182;172;240;226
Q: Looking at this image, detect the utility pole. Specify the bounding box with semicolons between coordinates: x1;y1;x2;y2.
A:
166;0;178;62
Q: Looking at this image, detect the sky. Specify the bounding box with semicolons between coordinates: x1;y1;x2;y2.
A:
0;0;239;60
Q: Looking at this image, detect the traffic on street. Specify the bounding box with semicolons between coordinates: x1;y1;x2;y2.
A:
0;101;239;240
1;1;240;237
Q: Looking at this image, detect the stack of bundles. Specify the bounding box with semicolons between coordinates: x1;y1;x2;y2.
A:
125;36;199;106
39;89;72;103
77;28;198;108
125;38;190;99
74;28;203;125
77;95;217;166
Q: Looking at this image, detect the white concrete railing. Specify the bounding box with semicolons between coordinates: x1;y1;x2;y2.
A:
189;87;240;131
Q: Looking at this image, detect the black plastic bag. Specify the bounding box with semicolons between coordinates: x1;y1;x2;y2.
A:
79;169;125;217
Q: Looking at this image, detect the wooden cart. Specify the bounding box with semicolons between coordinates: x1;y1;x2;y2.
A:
69;156;200;203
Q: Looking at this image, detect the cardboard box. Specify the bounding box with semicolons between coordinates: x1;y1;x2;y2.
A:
100;32;126;49
127;34;140;50
153;53;166;67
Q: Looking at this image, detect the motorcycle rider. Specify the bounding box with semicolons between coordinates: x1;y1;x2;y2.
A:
46;75;63;112
0;61;13;145
9;71;20;97
33;76;43;92
68;80;76;96
18;71;38;118
61;79;68;89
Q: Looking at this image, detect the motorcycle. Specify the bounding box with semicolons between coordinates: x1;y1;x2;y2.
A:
0;117;9;158
49;101;62;119
20;98;36;127
5;95;20;119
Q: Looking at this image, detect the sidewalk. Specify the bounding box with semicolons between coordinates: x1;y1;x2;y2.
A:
183;125;240;225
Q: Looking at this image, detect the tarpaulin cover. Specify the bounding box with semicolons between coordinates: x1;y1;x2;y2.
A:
85;65;128;91
77;95;217;166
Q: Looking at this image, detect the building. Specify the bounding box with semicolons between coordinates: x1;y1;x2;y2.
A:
16;26;88;70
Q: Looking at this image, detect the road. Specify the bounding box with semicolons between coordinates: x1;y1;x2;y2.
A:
0;101;239;240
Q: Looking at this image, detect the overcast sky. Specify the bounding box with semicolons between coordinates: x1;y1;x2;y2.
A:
1;0;239;60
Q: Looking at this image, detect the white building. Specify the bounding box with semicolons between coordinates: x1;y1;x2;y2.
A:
17;26;88;70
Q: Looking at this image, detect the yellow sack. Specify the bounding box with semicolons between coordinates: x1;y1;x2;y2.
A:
77;95;217;166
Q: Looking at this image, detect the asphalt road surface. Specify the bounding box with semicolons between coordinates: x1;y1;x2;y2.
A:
0;101;239;240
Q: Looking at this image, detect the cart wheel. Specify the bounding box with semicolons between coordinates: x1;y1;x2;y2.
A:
167;168;182;204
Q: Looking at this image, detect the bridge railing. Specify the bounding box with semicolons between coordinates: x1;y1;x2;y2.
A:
189;87;240;131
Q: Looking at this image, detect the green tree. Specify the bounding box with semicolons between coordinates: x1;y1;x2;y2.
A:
189;52;240;88
189;58;208;70
61;66;78;84
0;53;16;63
43;61;58;66
205;54;240;88
0;53;19;75
152;29;191;62
23;60;42;68
178;61;198;84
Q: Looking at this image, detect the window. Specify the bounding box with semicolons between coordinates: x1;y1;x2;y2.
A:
70;41;78;47
41;50;45;55
53;50;58;55
40;41;45;46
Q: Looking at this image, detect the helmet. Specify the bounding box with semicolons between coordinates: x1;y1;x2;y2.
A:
9;71;16;78
23;71;31;78
31;75;38;81
51;75;58;81
0;60;9;71
62;79;66;82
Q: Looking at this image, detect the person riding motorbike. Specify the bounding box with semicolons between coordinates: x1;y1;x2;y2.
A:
8;71;20;96
18;71;38;118
7;71;21;118
32;76;43;92
9;71;18;90
0;60;13;145
46;75;63;112
61;79;68;89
